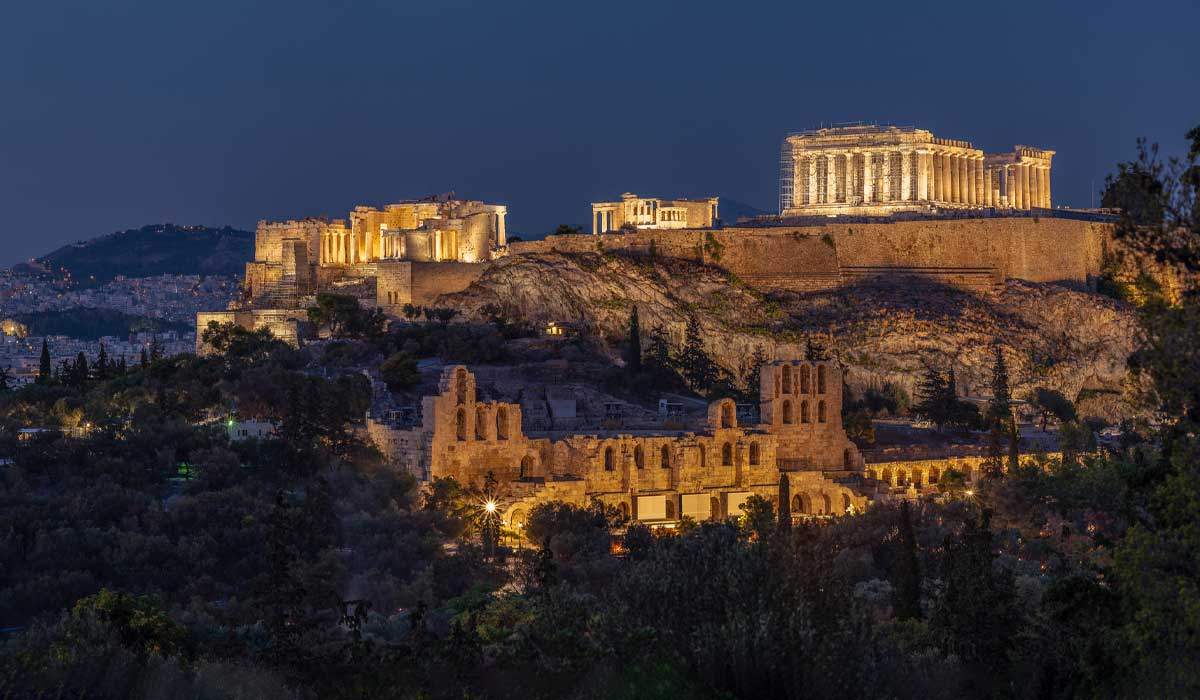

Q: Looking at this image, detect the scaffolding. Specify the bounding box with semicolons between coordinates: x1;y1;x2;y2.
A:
778;135;796;214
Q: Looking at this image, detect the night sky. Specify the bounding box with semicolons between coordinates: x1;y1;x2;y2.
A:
2;0;1198;266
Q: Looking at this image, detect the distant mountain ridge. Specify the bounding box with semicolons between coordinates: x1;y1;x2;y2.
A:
32;224;253;283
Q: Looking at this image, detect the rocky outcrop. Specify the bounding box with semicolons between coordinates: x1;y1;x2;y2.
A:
439;252;1142;420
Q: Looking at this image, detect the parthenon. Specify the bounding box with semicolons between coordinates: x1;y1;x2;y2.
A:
780;125;1054;216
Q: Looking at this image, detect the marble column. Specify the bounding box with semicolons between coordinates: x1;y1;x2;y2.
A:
959;155;969;204
808;156;818;206
901;150;913;202
826;153;838;204
1021;164;1032;210
915;151;929;201
868;149;878;201
1041;167;1051;207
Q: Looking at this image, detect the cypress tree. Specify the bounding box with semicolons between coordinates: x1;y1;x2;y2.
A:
627;305;642;375
37;339;52;384
893;501;922;620
777;473;792;531
914;365;950;431
74;352;88;387
95;344;109;380
987;343;1015;476
117;355;127;375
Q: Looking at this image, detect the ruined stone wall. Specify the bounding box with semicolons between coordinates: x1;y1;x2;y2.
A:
509;215;1110;292
195;309;312;353
409;262;486;305
256;220;323;263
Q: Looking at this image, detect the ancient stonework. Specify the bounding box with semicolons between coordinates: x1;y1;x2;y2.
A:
779;125;1054;216
372;361;873;528
591;193;719;234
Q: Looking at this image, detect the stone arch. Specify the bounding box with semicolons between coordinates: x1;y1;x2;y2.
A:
800;365;810;394
801;401;810;423
721;442;733;467
496;406;509;440
791;494;803;514
455;368;468;405
843;448;853;469
475;405;488;440
817;401;827;423
782;399;794;424
721;401;735;429
661;444;670;469
604;446;615;471
749;442;760;466
929;467;940;484
817;365;827;394
618;501;630;520
519;455;534;479
456;408;467;441
842;493;852;513
896;469;908;486
822;493;832;515
634;444;645;469
782;365;792;394
508;508;527;530
882;467;894;484
912;470;923;488
699;446;707;468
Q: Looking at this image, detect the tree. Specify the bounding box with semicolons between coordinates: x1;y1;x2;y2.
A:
74;351;89;387
739;495;775;541
777;473;791;531
380;351;419;392
139;348;148;367
914;365;952;431
37;339;51;384
94;343;109;381
987;343;1017;475
149;336;162;363
553;224;583;236
308;293;386;339
1031;388;1076;431
892;502;921;620
0;365;11;392
627;305;642;375
678;316;718;394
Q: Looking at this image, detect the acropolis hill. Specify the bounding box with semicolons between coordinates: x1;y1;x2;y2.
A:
198;123;1127;392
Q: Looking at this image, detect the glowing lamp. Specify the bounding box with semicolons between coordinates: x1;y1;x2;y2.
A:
484;500;497;513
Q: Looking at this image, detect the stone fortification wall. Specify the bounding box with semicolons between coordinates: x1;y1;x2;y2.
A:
195;309;313;352
509;215;1110;291
374;261;487;312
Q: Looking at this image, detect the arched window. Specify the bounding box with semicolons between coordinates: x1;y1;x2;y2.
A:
912;471;923;488
661;445;670;469
791;494;803;514
455;368;468;405
749;442;760;466
817;401;826;423
618;502;630;520
603;446;615;471
882;468;893;485
475;406;487;440
721;442;732;466
781;365;792;394
665;498;676;520
721;402;735;429
843;448;852;469
455;409;466;441
800;365;810;394
822;494;832;515
929;467;940;484
634;445;644;469
496;407;509;440
509;508;527;530
699;446;706;468
801;401;810;423
817;365;826;394
520;456;534;479
897;470;908;486
782;400;793;424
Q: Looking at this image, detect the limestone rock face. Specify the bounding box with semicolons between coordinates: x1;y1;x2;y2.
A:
439;252;1142;420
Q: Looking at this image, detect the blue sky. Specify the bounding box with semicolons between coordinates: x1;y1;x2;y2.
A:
1;0;1198;265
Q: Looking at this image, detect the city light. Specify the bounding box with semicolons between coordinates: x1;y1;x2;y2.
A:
484;500;497;513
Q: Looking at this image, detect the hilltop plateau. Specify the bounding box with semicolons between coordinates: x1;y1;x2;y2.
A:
441;251;1141;421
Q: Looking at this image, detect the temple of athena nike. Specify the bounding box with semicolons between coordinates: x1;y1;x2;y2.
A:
779;124;1054;216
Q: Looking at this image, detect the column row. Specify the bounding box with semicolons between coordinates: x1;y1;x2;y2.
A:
795;150;994;207
322;231;359;264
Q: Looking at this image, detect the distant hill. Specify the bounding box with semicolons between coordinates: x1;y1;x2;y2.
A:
719;199;772;224
35;224;253;284
13;308;190;340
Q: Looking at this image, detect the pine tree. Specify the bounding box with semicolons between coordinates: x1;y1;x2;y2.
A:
893;501;922;620
914;365;950;431
37;339;52;385
678;316;717;394
745;346;769;395
627;305;642;375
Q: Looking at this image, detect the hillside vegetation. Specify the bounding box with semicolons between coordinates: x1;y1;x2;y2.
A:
36;224;253;283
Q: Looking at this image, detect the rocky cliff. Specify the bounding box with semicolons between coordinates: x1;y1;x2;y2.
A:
440;252;1142;420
